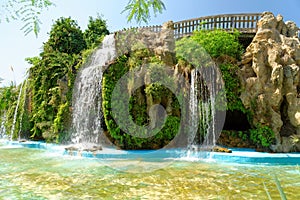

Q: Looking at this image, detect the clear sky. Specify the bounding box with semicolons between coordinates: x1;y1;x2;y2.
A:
1;0;300;86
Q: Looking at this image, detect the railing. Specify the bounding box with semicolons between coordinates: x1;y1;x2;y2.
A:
173;13;262;38
117;13;262;39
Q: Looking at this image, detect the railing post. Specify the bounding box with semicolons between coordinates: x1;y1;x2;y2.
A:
231;16;235;31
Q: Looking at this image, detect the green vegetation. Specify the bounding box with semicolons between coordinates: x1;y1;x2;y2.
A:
43;17;86;54
219;63;247;113
84;15;110;49
189;30;245;113
0;12;276;150
0;85;18;137
176;29;277;149
176;30;245;112
27;52;79;141
1;0;165;36
102;50;181;149
191;29;243;59
0;15;109;142
249;124;275;148
222;125;275;149
1;0;54;36
122;0;166;24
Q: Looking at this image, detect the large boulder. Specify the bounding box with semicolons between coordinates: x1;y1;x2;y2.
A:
240;12;300;152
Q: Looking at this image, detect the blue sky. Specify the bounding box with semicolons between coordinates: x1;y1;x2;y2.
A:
1;0;300;86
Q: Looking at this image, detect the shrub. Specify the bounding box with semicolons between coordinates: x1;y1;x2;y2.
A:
249;124;275;147
191;29;243;59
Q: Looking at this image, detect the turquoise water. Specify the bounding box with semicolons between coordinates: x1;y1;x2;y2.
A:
1;143;300;199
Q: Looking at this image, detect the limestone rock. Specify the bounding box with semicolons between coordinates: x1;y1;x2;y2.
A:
240;12;300;152
286;21;298;37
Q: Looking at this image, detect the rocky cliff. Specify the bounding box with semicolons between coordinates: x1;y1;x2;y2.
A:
240;12;300;152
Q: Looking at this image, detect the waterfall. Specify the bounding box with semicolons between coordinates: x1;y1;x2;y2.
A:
201;66;217;148
188;69;199;145
10;81;25;141
71;34;116;146
0;115;6;139
189;67;218;150
17;79;28;140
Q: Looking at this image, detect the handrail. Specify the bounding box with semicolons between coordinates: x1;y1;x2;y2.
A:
173;13;262;38
116;13;262;39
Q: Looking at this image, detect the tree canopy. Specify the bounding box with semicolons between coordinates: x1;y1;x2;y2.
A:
84;15;110;49
43;17;86;54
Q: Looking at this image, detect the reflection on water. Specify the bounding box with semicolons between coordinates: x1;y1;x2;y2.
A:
0;146;300;199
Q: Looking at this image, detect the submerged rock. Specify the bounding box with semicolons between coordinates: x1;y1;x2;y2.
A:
65;144;103;153
212;146;232;153
189;145;232;153
64;146;79;151
82;145;103;152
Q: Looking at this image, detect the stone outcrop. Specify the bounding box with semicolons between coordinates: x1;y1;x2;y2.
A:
115;21;176;66
240;12;300;152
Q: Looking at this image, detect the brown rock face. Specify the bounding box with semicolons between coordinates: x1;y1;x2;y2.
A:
240;12;300;152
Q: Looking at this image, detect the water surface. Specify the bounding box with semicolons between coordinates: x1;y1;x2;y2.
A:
1;145;300;199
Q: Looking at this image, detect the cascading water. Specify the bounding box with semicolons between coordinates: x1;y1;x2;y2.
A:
189;67;218;150
0;115;6;139
71;34;117;146
10;81;25;141
17;79;28;140
188;69;199;145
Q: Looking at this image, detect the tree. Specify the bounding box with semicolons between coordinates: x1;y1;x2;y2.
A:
1;0;165;36
84;15;109;49
43;17;86;54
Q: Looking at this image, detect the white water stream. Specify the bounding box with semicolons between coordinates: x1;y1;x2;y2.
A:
10;81;25;140
71;34;117;146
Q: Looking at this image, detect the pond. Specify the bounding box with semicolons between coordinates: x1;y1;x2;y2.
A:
1;142;300;199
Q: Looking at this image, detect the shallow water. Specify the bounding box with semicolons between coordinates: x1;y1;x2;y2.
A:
1;145;300;199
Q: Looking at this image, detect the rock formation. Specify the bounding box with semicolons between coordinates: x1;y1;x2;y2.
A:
240;12;300;152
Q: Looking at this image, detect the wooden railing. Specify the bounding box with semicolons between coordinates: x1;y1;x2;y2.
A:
117;13;262;39
173;13;262;38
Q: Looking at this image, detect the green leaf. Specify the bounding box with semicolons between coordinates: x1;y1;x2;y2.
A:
122;0;166;24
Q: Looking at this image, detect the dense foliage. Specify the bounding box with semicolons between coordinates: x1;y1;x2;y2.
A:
0;86;18;137
0;15;276;150
0;16;109;142
27;52;79;141
102;51;181;149
122;0;166;24
84;15;110;49
176;30;245;112
249;124;275;148
175;29;276;149
43;17;86;54
191;29;243;59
